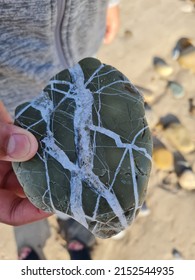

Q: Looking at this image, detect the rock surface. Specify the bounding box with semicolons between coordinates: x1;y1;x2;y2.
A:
163;122;195;154
153;147;174;171
12;58;152;239
153;57;173;77
167;81;185;99
178;169;195;190
172;37;195;73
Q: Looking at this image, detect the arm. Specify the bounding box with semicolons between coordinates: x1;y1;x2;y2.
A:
104;0;120;45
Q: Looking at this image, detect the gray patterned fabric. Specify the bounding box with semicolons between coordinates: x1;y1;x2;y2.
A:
0;0;115;116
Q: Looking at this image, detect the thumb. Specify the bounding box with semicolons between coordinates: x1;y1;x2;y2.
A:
0;122;38;162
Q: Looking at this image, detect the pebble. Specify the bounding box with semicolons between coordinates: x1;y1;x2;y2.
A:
153;57;173;77
163;122;195;154
167;81;185;99
172;248;183;260
153;147;174;171
135;85;155;103
172;38;195;73
189;98;195;116
124;30;133;39
162;171;178;186
178;169;195;190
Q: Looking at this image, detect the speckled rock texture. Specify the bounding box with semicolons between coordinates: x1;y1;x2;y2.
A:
12;58;152;238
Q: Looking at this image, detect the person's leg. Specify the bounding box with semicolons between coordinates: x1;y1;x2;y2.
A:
57;218;95;260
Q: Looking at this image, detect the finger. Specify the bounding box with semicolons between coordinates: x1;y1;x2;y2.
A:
0;189;51;226
0;161;25;197
0;167;26;198
0;121;38;162
6;172;26;198
0;161;12;187
0;101;13;123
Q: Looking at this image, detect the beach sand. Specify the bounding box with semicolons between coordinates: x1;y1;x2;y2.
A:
0;0;195;260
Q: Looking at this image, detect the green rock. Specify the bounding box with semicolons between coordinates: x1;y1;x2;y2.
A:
12;57;152;238
167;81;185;99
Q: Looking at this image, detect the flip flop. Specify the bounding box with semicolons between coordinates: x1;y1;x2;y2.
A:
57;217;96;248
18;246;40;260
67;239;91;260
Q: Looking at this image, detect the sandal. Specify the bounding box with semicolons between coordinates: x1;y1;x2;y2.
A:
18;246;40;260
67;239;91;260
57;217;95;248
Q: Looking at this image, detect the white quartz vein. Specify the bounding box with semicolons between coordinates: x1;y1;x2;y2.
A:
69;63;127;228
70;173;88;228
84;64;105;87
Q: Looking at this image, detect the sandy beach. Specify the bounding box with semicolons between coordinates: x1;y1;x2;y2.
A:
0;0;195;260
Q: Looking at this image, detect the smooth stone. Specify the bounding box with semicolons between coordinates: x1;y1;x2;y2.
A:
162;171;178;186
163;122;195;154
12;57;153;239
178;47;195;72
153;57;173;77
153;147;174;171
172;248;183;260
189;98;195;116
135;85;155;103
172;38;195;73
178;169;195;190
167;81;185;99
173;151;191;176
124;30;133;39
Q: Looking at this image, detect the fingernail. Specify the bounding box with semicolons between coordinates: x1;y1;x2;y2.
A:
7;134;31;159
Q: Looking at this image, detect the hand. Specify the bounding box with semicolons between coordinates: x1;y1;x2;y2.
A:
0;101;51;226
104;4;120;45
